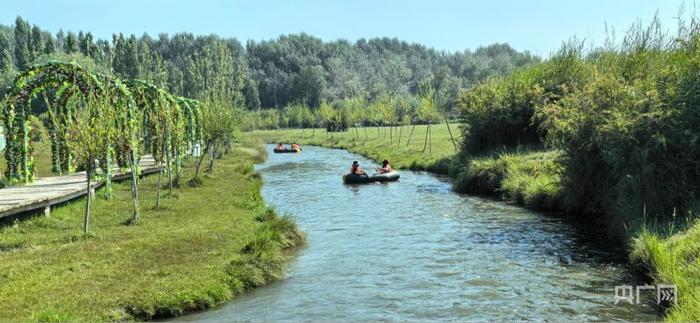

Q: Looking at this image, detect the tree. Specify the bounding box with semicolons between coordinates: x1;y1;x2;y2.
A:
56;30;65;52
395;96;414;147
0;33;13;71
42;31;55;55
345;97;363;140
3;17;540;113
64;31;79;54
30;25;45;61
380;98;398;142
112;34;140;79
192;100;239;183
369;97;389;138
112;96;143;223
66;96;115;234
78;31;95;58
292;65;326;108
317;101;336;135
418;82;439;153
243;76;261;110
14;17;31;70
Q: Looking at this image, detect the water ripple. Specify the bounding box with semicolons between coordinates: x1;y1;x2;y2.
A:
180;145;661;321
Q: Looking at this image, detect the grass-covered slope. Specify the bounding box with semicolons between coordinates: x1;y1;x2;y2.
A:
632;218;700;322
0;145;304;321
451;150;563;211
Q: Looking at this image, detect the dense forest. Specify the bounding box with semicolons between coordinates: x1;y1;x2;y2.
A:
0;16;537;115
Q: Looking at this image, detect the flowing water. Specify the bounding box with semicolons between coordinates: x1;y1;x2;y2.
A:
182;145;661;321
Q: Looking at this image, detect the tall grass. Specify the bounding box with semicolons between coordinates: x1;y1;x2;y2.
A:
456;13;700;234
455;11;700;320
452;150;562;211
632;213;700;321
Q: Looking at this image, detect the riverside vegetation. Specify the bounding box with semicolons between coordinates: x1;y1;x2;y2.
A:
0;39;305;321
0;142;304;321
1;8;699;322
253;123;458;174
252;15;700;321
454;16;700;321
0;9;557;323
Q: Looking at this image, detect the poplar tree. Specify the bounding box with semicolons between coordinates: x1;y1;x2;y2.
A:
13;17;31;69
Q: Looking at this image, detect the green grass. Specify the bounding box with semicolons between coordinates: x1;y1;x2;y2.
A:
452;150;563;211
250;123;460;174
0;142;304;321
0;139;55;181
632;217;700;322
1;118;55;182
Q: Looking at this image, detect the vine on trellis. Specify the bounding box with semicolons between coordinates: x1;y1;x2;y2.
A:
1;62;202;186
1;62;204;226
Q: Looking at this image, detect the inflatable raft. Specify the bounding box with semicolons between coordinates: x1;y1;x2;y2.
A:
343;171;400;184
273;148;301;153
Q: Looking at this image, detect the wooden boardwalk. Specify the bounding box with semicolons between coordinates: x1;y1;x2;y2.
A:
0;155;159;218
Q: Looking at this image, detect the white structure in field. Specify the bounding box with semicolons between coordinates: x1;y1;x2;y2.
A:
0;125;5;152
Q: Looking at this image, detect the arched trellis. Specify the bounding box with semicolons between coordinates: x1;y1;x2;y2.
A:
125;80;201;156
2;62;107;183
1;62;202;188
176;97;203;153
0;61;207;229
125;81;203;188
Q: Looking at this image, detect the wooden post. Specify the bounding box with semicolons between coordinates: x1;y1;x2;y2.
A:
44;205;50;217
84;168;92;234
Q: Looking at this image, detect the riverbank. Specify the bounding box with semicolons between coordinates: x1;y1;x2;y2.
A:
250;126;564;212
184;143;660;321
0;143;304;321
451;149;563;212
632;221;700;321
251;124;459;174
251;128;700;321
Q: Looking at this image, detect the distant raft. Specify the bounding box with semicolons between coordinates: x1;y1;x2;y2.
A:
273;148;301;153
343;171;400;184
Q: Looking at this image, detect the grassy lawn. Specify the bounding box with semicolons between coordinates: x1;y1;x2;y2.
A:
250;123;460;174
0;139;55;181
0;142;304;321
1;119;55;181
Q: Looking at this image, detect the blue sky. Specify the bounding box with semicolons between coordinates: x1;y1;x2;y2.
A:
1;0;688;56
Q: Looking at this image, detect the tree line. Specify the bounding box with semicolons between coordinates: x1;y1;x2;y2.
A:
0;16;538;115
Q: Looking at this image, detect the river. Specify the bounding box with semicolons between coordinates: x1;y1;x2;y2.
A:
181;145;660;321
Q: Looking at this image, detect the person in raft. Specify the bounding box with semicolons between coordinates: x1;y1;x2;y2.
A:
291;143;302;151
276;143;286;150
377;159;392;174
349;160;367;176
